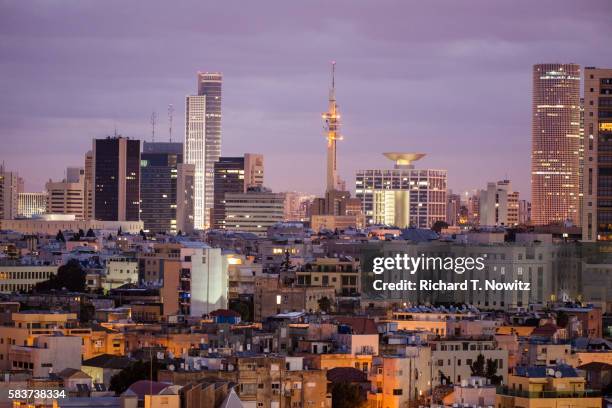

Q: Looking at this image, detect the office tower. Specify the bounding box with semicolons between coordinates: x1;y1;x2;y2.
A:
212;157;245;229
185;72;223;230
323;62;344;192
93;136;141;221
18;192;47;218
355;153;447;228
45;169;85;219
224;187;285;237
212;154;264;229
140;141;189;234
84;151;94;220
0;165;23;220
531;63;581;226
583;67;612;241
243;153;264;190
446;191;461;226
478;180;519;227
176;163;195;234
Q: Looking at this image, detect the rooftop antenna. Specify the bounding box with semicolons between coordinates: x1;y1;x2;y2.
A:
150;112;157;142
168;104;175;142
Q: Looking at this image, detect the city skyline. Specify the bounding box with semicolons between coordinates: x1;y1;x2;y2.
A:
1;1;612;199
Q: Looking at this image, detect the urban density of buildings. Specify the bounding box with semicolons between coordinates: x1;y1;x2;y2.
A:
0;57;611;408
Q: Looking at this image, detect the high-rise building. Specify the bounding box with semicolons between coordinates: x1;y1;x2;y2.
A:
283;192;315;222
212;154;264;229
141;142;194;234
176;163;195;235
84;151;94;220
446;191;461;226
531;63;581;226
583;67;612;241
93;136;141;221
519;200;531;225
17;192;47;218
45;169;85;219
478;180;519;227
185;72;223;230
355;153;447;228
0;165;23;220
224;187;285;237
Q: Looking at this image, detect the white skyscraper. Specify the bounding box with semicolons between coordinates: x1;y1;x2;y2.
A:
185;72;222;230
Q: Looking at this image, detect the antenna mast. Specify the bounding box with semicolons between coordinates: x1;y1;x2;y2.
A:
168;104;175;142
150;112;157;142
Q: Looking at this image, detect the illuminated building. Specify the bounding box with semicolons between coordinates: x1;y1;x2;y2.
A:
224;187;285;237
355;153;447;228
93;136;141;221
185;72;222;230
478;180;519;227
0;165;23;221
141;142;194;234
17;192;46;218
531;64;581;226
583;67;612;241
212;154;264;229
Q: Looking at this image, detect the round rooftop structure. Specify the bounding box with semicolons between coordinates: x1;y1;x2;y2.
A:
383;152;426;166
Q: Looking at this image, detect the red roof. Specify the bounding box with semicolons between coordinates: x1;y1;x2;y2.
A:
126;380;171;398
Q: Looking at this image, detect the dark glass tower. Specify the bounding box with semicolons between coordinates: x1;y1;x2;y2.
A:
212;157;245;229
93;137;141;221
141;142;183;233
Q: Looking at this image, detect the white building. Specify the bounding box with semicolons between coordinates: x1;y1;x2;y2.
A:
103;257;139;291
17;192;47;218
184;72;223;230
0;165;24;221
479;180;519;227
9;334;82;377
181;242;228;316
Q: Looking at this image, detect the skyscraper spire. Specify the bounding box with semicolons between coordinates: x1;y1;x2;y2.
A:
323;61;344;192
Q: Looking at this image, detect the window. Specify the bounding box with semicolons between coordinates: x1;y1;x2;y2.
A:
393;389;403;396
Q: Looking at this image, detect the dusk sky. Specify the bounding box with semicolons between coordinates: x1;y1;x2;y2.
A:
1;1;611;198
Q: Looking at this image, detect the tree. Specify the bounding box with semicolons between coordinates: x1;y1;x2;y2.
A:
318;296;332;314
56;230;65;242
139;229;146;240
117;226;123;236
109;359;159;395
432;220;449;233
470;354;486;377
556;311;569;328
485;358;503;385
79;299;95;323
86;228;95;238
331;382;367;408
34;259;85;292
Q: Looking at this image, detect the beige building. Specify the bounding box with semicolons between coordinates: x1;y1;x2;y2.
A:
0;217;143;235
45;169;86;220
9;334;82;377
0;262;58;293
0;165;24;221
531;64;581;226
17;192;47;218
224;188;285;237
583;67;612;241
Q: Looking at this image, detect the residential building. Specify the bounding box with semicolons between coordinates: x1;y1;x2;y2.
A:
0;165;24;220
479;180;519;227
45;168;85;219
583;67;612;241
0;261;58;293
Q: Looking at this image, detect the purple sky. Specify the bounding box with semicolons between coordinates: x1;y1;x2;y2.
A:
1;1;611;199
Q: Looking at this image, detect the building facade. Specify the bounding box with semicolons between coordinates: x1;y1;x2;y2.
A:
479;180;519;227
93;137;141;221
0;165;23;221
184;72;223;230
224;187;285;237
582;67;612;241
356;153;447;228
17;192;47;218
531;63;581;226
45;169;85;220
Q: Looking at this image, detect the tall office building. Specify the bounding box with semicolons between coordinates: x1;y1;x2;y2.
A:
212;154;264;229
45;170;85;219
17;192;47;218
0;165;24;221
185;72;223;230
355;153;447;228
531;63;581;226
93;136;141;221
141;142;195;234
84;151;94;220
583;67;612;241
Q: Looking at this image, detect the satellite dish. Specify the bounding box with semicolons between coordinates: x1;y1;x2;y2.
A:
555;371;562;378
547;368;555;376
168;364;175;371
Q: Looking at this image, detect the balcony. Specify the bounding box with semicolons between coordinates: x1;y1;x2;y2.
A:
496;386;601;399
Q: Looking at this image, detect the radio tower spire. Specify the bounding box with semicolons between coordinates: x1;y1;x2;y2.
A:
168;104;174;142
322;61;343;192
150;112;157;142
